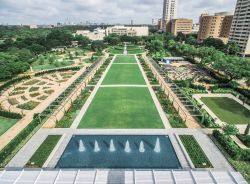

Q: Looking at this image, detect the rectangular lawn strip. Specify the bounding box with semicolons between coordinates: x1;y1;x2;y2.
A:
78;87;164;128
26;135;62;167
179;135;213;168
201;97;250;124
102;64;145;85
0;117;18;136
113;55;137;63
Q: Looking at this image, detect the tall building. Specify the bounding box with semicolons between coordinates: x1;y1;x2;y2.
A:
170;19;193;35
198;12;233;43
162;0;178;32
229;0;250;57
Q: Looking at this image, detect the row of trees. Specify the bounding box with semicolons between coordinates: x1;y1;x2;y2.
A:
145;33;249;85
0;27;106;80
166;39;250;85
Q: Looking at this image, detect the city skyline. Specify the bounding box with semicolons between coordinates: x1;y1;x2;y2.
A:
0;0;237;25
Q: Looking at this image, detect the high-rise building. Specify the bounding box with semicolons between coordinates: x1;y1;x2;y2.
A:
162;0;178;32
170;19;193;35
229;0;250;57
198;12;233;43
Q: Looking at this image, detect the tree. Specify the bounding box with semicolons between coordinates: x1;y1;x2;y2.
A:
145;40;164;54
0;52;29;79
226;42;240;55
203;37;226;51
223;124;239;136
28;44;46;55
185;34;197;45
175;32;186;42
245;124;250;136
75;35;90;48
91;40;105;52
104;34;121;45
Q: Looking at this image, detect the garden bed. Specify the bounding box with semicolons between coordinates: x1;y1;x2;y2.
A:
26;135;62;167
179;135;213;168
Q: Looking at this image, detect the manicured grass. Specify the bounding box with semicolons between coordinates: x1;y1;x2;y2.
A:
201;97;250;124
179;135;213;168
102;64;145;85
210;135;250;183
0;117;18;136
109;46;145;55
78;87;164;128
113;55;137;63
26;135;61;167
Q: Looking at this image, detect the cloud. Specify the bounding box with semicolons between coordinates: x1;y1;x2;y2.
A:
0;0;237;25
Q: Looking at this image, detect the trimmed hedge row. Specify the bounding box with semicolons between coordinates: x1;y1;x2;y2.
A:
0;76;31;93
34;66;81;76
213;130;250;161
0;110;22;119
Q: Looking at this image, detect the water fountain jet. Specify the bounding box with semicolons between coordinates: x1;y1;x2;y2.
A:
109;139;116;152
78;140;85;152
125;140;131;153
154;138;161;153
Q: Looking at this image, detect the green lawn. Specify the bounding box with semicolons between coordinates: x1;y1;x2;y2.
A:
109;46;145;55
113;55;137;63
0;117;18;136
78;87;164;128
201;97;250;124
180;135;213;168
26;135;61;167
102;64;145;85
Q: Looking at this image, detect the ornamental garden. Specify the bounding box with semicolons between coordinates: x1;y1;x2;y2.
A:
0;30;249;182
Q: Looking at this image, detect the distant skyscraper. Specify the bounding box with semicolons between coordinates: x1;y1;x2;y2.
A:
229;0;250;57
162;0;177;32
162;0;177;21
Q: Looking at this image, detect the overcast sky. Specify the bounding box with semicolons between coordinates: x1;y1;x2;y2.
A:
0;0;237;25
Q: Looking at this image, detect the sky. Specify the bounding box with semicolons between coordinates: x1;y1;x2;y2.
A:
0;0;237;25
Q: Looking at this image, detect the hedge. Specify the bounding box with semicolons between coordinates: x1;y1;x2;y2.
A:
0;76;31;93
213;130;250;161
34;66;80;76
0;110;22;119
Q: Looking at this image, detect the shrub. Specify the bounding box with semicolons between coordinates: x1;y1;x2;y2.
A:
213;130;242;160
0;76;31;93
0;110;22;119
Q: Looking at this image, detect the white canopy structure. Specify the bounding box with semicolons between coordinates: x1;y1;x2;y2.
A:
0;169;247;184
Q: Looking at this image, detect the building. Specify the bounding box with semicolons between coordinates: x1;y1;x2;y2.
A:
29;25;38;29
170;19;193;35
162;0;178;32
229;0;250;56
106;26;149;36
192;23;200;34
198;12;233;43
76;28;106;41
